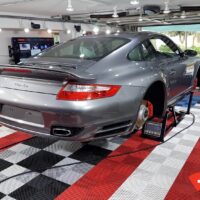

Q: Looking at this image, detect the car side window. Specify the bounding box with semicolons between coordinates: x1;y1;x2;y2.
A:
128;45;143;61
128;42;155;61
149;37;179;58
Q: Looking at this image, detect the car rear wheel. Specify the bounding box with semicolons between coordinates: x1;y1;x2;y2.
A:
135;100;153;130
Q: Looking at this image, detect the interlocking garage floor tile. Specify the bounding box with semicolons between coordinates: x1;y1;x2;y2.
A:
0;177;24;195
69;144;112;165
0;192;5;199
18;150;65;173
22;137;57;149
44;140;83;157
0;159;12;171
0;165;27;177
0;97;199;200
0;150;16;160
43;157;93;185
0;127;16;138
109;113;200;200
1;196;16;200
10;175;69;200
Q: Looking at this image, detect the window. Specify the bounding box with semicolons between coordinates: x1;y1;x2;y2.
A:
149;37;179;58
128;42;155;61
39;37;130;61
128;45;143;61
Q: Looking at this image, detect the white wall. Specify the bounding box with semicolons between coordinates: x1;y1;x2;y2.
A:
0;17;113;64
0;19;97;64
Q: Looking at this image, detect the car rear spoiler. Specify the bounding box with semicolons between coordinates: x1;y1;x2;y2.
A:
0;64;96;82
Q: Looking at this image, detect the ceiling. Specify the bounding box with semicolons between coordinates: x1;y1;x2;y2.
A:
0;0;200;26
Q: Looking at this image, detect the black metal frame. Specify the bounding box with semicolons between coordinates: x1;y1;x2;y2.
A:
142;91;194;142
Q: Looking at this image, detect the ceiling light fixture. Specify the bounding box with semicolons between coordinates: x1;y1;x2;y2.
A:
0;28;2;32
163;0;171;14
138;15;143;22
106;29;111;35
138;7;143;22
24;28;30;33
66;0;74;12
47;29;52;33
130;0;139;5
67;29;71;34
93;26;99;34
112;6;119;18
180;10;186;19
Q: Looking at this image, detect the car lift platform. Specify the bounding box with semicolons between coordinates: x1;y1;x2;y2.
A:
142;91;194;142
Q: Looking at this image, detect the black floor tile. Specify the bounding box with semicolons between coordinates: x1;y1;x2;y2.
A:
18;150;64;173
29;191;55;200
0;159;12;171
29;175;69;197
10;175;69;200
43;181;69;197
69;144;111;165
0;192;5;199
10;185;38;200
27;174;54;190
23;137;57;149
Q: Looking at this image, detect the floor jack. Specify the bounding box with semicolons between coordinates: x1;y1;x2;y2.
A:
142;92;194;142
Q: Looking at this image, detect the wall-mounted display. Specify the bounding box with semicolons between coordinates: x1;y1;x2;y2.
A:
11;37;54;63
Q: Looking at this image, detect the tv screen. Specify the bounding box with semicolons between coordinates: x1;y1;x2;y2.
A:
12;37;54;59
19;43;31;51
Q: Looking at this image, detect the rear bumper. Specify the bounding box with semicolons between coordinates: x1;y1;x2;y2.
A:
0;86;144;141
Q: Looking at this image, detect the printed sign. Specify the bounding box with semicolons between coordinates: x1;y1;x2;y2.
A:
189;172;200;191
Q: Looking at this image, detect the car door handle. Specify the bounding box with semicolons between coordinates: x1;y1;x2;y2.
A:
169;70;176;75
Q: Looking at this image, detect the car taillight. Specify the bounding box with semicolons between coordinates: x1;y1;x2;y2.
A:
57;83;121;101
2;68;32;74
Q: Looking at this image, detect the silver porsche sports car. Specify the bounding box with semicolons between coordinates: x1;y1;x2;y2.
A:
0;32;199;141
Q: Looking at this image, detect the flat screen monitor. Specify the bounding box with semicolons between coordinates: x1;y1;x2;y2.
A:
12;37;54;59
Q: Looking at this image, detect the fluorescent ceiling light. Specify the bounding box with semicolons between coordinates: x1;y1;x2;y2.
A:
93;26;99;34
163;0;171;14
180;11;186;19
130;0;139;5
138;16;143;22
106;29;111;35
112;6;119;18
66;0;74;12
24;28;30;33
47;29;52;33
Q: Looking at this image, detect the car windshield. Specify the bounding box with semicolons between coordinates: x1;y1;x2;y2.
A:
38;37;130;60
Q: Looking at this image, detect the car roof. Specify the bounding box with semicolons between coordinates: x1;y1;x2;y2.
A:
78;31;163;41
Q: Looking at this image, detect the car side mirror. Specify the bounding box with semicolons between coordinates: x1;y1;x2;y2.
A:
184;49;198;57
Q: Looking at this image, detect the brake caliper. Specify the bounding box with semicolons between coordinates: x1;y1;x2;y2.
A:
147;101;154;118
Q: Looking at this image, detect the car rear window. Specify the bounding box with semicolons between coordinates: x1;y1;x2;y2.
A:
38;37;130;60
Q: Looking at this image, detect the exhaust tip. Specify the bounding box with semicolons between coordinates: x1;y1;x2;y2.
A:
52;128;72;137
51;126;84;138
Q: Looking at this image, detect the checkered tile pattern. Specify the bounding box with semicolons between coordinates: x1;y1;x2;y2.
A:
0;134;127;199
0;94;199;200
165;138;200;200
109;106;200;200
0;127;16;138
